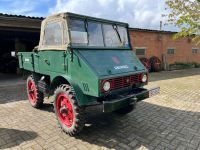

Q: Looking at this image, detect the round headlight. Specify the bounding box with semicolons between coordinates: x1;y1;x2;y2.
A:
103;81;111;92
142;74;147;82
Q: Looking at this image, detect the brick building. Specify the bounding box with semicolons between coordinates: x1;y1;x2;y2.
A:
0;13;199;74
129;28;200;67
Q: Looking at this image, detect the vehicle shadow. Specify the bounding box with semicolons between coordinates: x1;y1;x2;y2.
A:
40;103;54;113
149;68;200;82
74;101;200;149
0;128;38;149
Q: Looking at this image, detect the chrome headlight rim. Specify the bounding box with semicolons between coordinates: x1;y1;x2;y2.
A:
142;74;148;83
102;81;111;92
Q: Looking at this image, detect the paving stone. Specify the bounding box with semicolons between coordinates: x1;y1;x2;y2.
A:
0;68;200;149
176;145;187;150
128;139;138;148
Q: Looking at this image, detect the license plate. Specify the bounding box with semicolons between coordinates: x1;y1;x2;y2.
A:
149;87;160;97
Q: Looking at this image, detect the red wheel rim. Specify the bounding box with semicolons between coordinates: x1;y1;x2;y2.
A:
56;93;74;127
27;80;37;105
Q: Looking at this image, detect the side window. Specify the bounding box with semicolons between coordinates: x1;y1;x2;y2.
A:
43;22;63;46
192;48;198;54
167;48;175;55
69;19;88;46
135;48;146;56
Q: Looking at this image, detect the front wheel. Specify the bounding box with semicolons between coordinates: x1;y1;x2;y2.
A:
114;104;135;114
53;84;85;136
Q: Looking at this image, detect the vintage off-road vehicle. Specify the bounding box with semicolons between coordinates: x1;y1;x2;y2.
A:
18;12;160;135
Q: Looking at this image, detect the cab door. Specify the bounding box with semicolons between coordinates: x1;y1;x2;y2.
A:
38;20;66;73
38;51;51;73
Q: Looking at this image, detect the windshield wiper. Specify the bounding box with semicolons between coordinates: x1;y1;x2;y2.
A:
113;25;122;44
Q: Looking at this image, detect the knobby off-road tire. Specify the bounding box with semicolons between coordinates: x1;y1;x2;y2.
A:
53;84;85;136
26;75;44;108
114;104;135;114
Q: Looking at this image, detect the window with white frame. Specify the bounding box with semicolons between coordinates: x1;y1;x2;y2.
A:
192;48;198;54
167;48;175;55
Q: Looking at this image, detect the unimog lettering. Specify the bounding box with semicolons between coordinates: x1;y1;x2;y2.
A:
17;12;160;135
24;58;30;62
114;65;129;70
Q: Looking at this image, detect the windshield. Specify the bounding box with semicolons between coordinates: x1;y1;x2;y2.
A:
88;21;104;46
103;24;121;47
69;18;129;48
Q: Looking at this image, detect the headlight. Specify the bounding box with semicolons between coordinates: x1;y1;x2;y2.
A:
103;81;111;92
142;74;147;82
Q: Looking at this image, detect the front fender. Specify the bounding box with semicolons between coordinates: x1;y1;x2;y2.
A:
51;75;95;106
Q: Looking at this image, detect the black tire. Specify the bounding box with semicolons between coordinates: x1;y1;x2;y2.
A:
26;75;44;108
149;56;161;72
114;104;135;114
53;84;85;136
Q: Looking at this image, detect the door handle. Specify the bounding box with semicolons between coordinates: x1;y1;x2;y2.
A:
44;59;50;65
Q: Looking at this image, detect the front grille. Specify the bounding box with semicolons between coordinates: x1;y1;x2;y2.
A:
110;74;142;90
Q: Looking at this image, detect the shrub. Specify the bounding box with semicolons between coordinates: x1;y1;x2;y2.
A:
169;62;200;70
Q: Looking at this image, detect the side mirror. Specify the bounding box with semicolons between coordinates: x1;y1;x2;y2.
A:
11;51;16;57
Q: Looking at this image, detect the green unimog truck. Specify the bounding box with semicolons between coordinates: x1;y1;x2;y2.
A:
17;12;160;135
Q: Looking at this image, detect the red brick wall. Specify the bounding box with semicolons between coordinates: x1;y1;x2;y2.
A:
129;29;200;65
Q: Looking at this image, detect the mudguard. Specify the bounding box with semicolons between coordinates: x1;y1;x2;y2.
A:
51;74;95;106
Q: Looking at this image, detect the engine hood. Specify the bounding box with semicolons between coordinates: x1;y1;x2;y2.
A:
78;49;146;77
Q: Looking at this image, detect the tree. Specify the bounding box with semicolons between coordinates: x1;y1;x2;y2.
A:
165;0;200;44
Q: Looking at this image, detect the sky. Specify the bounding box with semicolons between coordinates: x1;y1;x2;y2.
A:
0;0;177;31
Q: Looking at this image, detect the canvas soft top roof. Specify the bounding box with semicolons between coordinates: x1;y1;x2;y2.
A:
44;12;128;26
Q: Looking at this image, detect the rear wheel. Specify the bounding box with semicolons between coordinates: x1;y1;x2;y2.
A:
53;84;85;136
114;104;135;114
26;75;44;108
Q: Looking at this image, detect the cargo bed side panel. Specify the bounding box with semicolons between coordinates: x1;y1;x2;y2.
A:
18;52;34;71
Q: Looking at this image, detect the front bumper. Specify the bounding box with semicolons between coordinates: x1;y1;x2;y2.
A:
103;87;160;112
